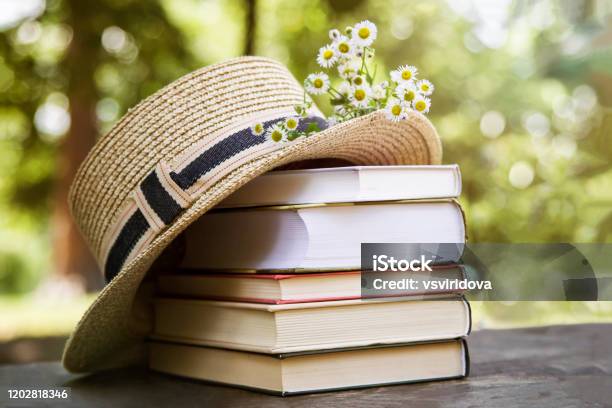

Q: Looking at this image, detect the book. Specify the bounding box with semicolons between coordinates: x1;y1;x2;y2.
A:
180;201;466;271
219;165;461;208
152;296;471;354
149;339;469;395
157;265;467;304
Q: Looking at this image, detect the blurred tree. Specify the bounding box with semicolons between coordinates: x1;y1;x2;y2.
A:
0;0;196;292
244;0;257;54
50;0;101;291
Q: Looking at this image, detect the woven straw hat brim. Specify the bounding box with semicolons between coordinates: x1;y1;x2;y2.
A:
62;109;441;373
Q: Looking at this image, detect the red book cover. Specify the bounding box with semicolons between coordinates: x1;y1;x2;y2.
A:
158;265;466;304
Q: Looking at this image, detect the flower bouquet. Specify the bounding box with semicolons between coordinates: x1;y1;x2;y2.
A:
254;19;435;142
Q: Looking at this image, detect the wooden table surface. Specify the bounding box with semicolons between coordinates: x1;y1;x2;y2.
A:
1;324;611;407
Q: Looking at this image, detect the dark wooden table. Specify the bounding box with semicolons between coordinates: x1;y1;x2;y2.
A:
1;324;611;407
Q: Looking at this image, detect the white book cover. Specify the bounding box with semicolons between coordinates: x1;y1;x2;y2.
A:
219;165;462;208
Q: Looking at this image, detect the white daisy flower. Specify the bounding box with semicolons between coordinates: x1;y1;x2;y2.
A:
329;28;341;41
317;44;338;68
412;94;431;114
333;35;354;58
391;65;418;84
349;86;371;108
305;72;330;95
250;122;265;136
385;98;409;122
284;117;299;131
372;84;386;100
266;123;287;142
351;75;367;87
337;81;352;98
337;59;360;79
352;20;377;47
380;80;389;89
395;83;418;104
416;79;434;96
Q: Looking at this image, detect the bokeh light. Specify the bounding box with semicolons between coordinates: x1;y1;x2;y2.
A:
509;161;535;189
480;110;505;138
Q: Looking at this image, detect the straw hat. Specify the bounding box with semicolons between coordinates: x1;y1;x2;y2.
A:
63;56;442;372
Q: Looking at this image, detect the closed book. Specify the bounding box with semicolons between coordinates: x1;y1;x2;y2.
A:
149;339;469;395
179;200;466;272
219;165;462;208
152;296;471;354
157;265;467;304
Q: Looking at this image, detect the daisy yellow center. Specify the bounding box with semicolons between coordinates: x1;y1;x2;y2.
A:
353;76;363;86
421;84;429;91
391;105;402;116
415;100;426;111
286;119;297;129
254;124;263;133
313;78;324;88
339;43;350;53
403;90;415;101
323;50;334;60
401;70;412;80
271;130;283;142
354;89;366;101
358;27;370;39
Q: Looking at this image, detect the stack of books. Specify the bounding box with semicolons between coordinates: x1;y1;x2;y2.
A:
148;165;470;395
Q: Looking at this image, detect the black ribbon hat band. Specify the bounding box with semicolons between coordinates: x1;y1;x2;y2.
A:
103;115;328;283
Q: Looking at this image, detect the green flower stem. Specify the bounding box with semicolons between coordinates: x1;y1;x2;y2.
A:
327;86;344;99
360;50;367;76
361;47;374;85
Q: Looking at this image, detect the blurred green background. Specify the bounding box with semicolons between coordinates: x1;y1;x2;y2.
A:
1;0;611;363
